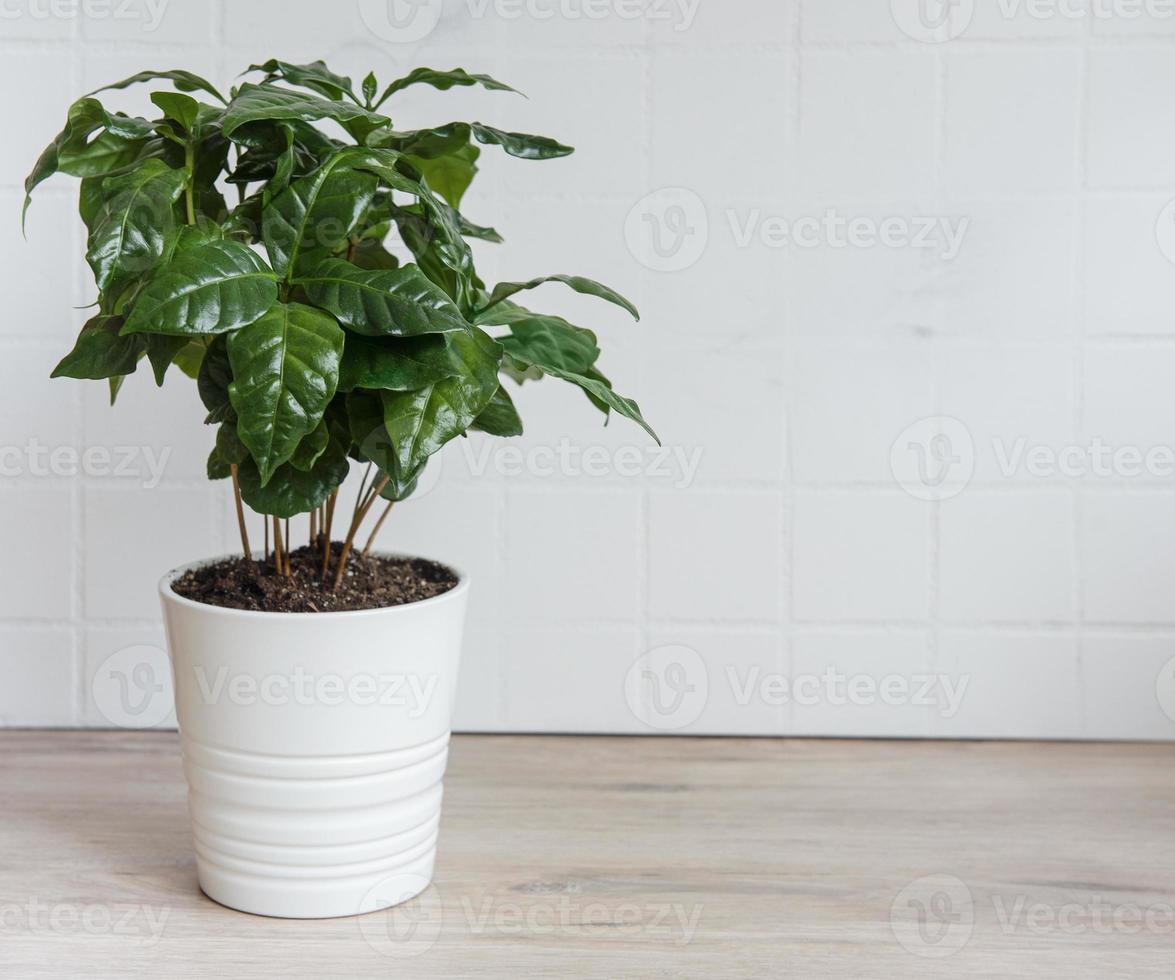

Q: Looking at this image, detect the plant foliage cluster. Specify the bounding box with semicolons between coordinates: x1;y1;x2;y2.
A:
27;60;655;582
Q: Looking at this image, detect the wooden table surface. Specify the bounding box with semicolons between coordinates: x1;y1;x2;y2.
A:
1;732;1173;978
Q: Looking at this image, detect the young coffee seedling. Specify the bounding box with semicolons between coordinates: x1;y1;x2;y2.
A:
27;60;656;594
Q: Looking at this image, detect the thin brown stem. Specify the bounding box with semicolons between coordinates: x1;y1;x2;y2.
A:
264;518;269;563
321;489;338;579
352;463;373;525
229;464;251;560
332;475;389;591
310;508;317;548
272;515;284;576
362;500;393;557
284;519;291;577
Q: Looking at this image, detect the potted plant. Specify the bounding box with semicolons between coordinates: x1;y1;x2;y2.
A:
26;59;656;919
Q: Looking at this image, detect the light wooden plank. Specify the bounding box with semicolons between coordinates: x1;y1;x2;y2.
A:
0;733;1173;977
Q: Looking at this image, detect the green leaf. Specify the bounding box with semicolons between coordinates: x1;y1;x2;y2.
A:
222;84;388;140
145;334;191;385
375;68;521;108
406;142;479;210
24;98;158;218
217;420;248;464
377;122;572;161
51;315;141;380
87;69;228;104
83;159;187;291
299;258;468;336
338;333;460;392
197;336;233;422
457;213;502;242
494;312;600;375
245;60;356;103
479;274;639;320
290;419;330;471
471;123;572;160
350;238;400;271
262;165;377;277
237;439;350;518
227;301;345;485
123;239;279;336
379;461;426;502
377;328;502;475
471;385;522;436
542;366;658;443
150;91;200;132
172;339;209;380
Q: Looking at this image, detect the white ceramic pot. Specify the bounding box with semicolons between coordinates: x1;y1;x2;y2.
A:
159;554;469;919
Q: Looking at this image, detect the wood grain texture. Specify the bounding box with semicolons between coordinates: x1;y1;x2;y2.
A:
1;733;1173;978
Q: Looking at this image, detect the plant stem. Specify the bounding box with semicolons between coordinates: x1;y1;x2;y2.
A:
362;500;393;557
229;464;251;560
264;518;269;563
353;463;372;525
272;515;283;576
332;475;389;591
284;519;291;577
321;490;338;579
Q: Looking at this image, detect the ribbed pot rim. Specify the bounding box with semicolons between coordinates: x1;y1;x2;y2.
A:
160;551;469;621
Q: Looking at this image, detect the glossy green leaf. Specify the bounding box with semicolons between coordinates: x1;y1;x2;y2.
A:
227;301;345;485
84;160;187;291
245;60;357;103
379;461;426;502
362;72;378;107
470;385;522;436
150;91;200;132
375;67;520;108
290;419;330;471
87;69;227;104
145;334;190;385
471;123;572;160
197;336;233;423
377;328;502;475
299;258;467;336
262;165;377;277
542;366;658;443
222;84;388;139
494;313;600;375
350;238;400;271
479;274;639;320
217;420;248;464
51;316;141;380
377;122;572;161
338;333;460;392
123;239;279;336
172;339;209;380
237;438;350;518
406;143;479;210
24;98;158;217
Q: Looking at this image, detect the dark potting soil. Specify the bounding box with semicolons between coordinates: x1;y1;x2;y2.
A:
170;545;459;613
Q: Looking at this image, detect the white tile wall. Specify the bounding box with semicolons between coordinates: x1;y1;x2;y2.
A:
2;0;1174;739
